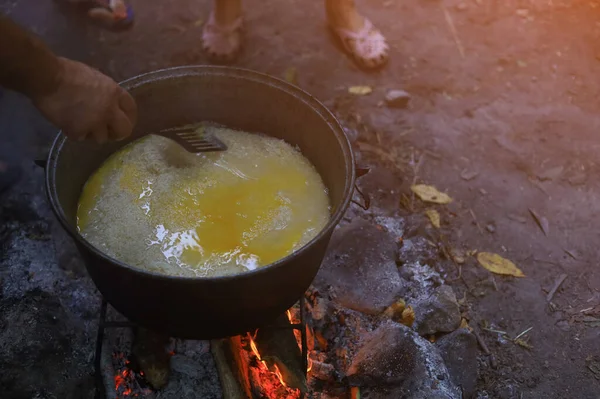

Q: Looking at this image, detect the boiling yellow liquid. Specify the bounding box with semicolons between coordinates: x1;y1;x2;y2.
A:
77;125;330;277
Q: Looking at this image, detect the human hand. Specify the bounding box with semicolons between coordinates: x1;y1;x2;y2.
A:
32;57;137;143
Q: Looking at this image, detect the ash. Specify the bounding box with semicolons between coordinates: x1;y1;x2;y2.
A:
100;306;221;399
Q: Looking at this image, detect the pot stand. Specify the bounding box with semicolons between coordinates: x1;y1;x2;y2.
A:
94;298;309;398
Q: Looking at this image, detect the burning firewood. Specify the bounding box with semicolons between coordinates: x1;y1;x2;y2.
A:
211;337;253;399
211;312;309;399
252;313;308;393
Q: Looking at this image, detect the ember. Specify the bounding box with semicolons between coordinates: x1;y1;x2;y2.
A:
112;352;153;398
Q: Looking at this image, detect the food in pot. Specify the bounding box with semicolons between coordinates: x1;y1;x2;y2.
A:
76;124;331;277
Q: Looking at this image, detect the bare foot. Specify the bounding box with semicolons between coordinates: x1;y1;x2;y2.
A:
326;0;389;69
202;0;243;62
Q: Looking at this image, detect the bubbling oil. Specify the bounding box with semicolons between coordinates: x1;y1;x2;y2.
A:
76;125;331;277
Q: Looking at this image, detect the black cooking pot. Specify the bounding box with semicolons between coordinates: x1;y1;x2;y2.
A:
44;66;355;339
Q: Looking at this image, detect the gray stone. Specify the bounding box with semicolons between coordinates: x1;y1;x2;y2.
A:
436;329;479;398
414;285;461;336
385;89;411;108
346;321;460;398
314;220;405;314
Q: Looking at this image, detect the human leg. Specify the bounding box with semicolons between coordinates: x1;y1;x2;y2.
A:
202;0;244;62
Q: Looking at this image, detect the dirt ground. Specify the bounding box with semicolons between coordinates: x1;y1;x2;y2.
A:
3;0;600;397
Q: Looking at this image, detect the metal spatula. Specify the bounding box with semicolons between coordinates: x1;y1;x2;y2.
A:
153;125;228;153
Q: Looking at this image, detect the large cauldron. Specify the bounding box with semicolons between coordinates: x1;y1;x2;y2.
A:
44;66;355;339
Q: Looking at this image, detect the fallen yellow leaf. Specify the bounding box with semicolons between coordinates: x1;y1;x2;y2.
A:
382;299;406;319
411;184;453;204
348;85;372;95
401;306;415;327
477;252;525;277
459;318;471;330
425;209;441;228
284;67;297;84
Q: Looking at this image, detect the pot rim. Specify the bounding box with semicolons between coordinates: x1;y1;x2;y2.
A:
45;65;356;283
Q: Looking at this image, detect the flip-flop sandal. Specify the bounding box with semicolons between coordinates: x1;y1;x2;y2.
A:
202;12;243;63
55;0;134;31
331;18;389;70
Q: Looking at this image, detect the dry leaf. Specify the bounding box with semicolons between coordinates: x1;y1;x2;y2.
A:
460;169;479;181
411;184;453;204
425;209;441;228
400;306;415;327
459;318;470;329
564;249;578;260
529;208;549;236
477;252;525;277
537;165;564;181
466;249;478;257
284;67;297;84
382;299;406;319
348;85;373;95
450;248;465;264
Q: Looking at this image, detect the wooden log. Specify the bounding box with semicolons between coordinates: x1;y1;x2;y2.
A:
132;328;170;390
254;314;307;393
211;337;252;399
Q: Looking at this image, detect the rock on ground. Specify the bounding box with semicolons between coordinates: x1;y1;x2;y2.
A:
314;220;405;315
436;328;479;399
413;285;461;336
384;89;411;109
346;321;460;399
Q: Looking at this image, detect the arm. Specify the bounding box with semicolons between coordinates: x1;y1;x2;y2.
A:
0;15;62;98
0;15;137;142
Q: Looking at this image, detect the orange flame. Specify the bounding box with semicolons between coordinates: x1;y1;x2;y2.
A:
249;333;262;361
244;306;318;398
273;364;287;387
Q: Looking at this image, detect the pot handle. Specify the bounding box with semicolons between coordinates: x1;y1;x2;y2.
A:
351;167;371;210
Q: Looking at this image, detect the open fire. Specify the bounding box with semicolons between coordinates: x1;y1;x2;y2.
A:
107;305;313;399
242;308;314;399
246;332;301;399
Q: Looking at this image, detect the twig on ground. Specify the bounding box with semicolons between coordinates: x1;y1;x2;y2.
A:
490;275;499;291
482;327;507;335
513;326;533;341
532;258;561;266
441;4;465;59
546;274;568;302
469;209;483;233
474;327;498;368
472;329;490;355
529;178;551;198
